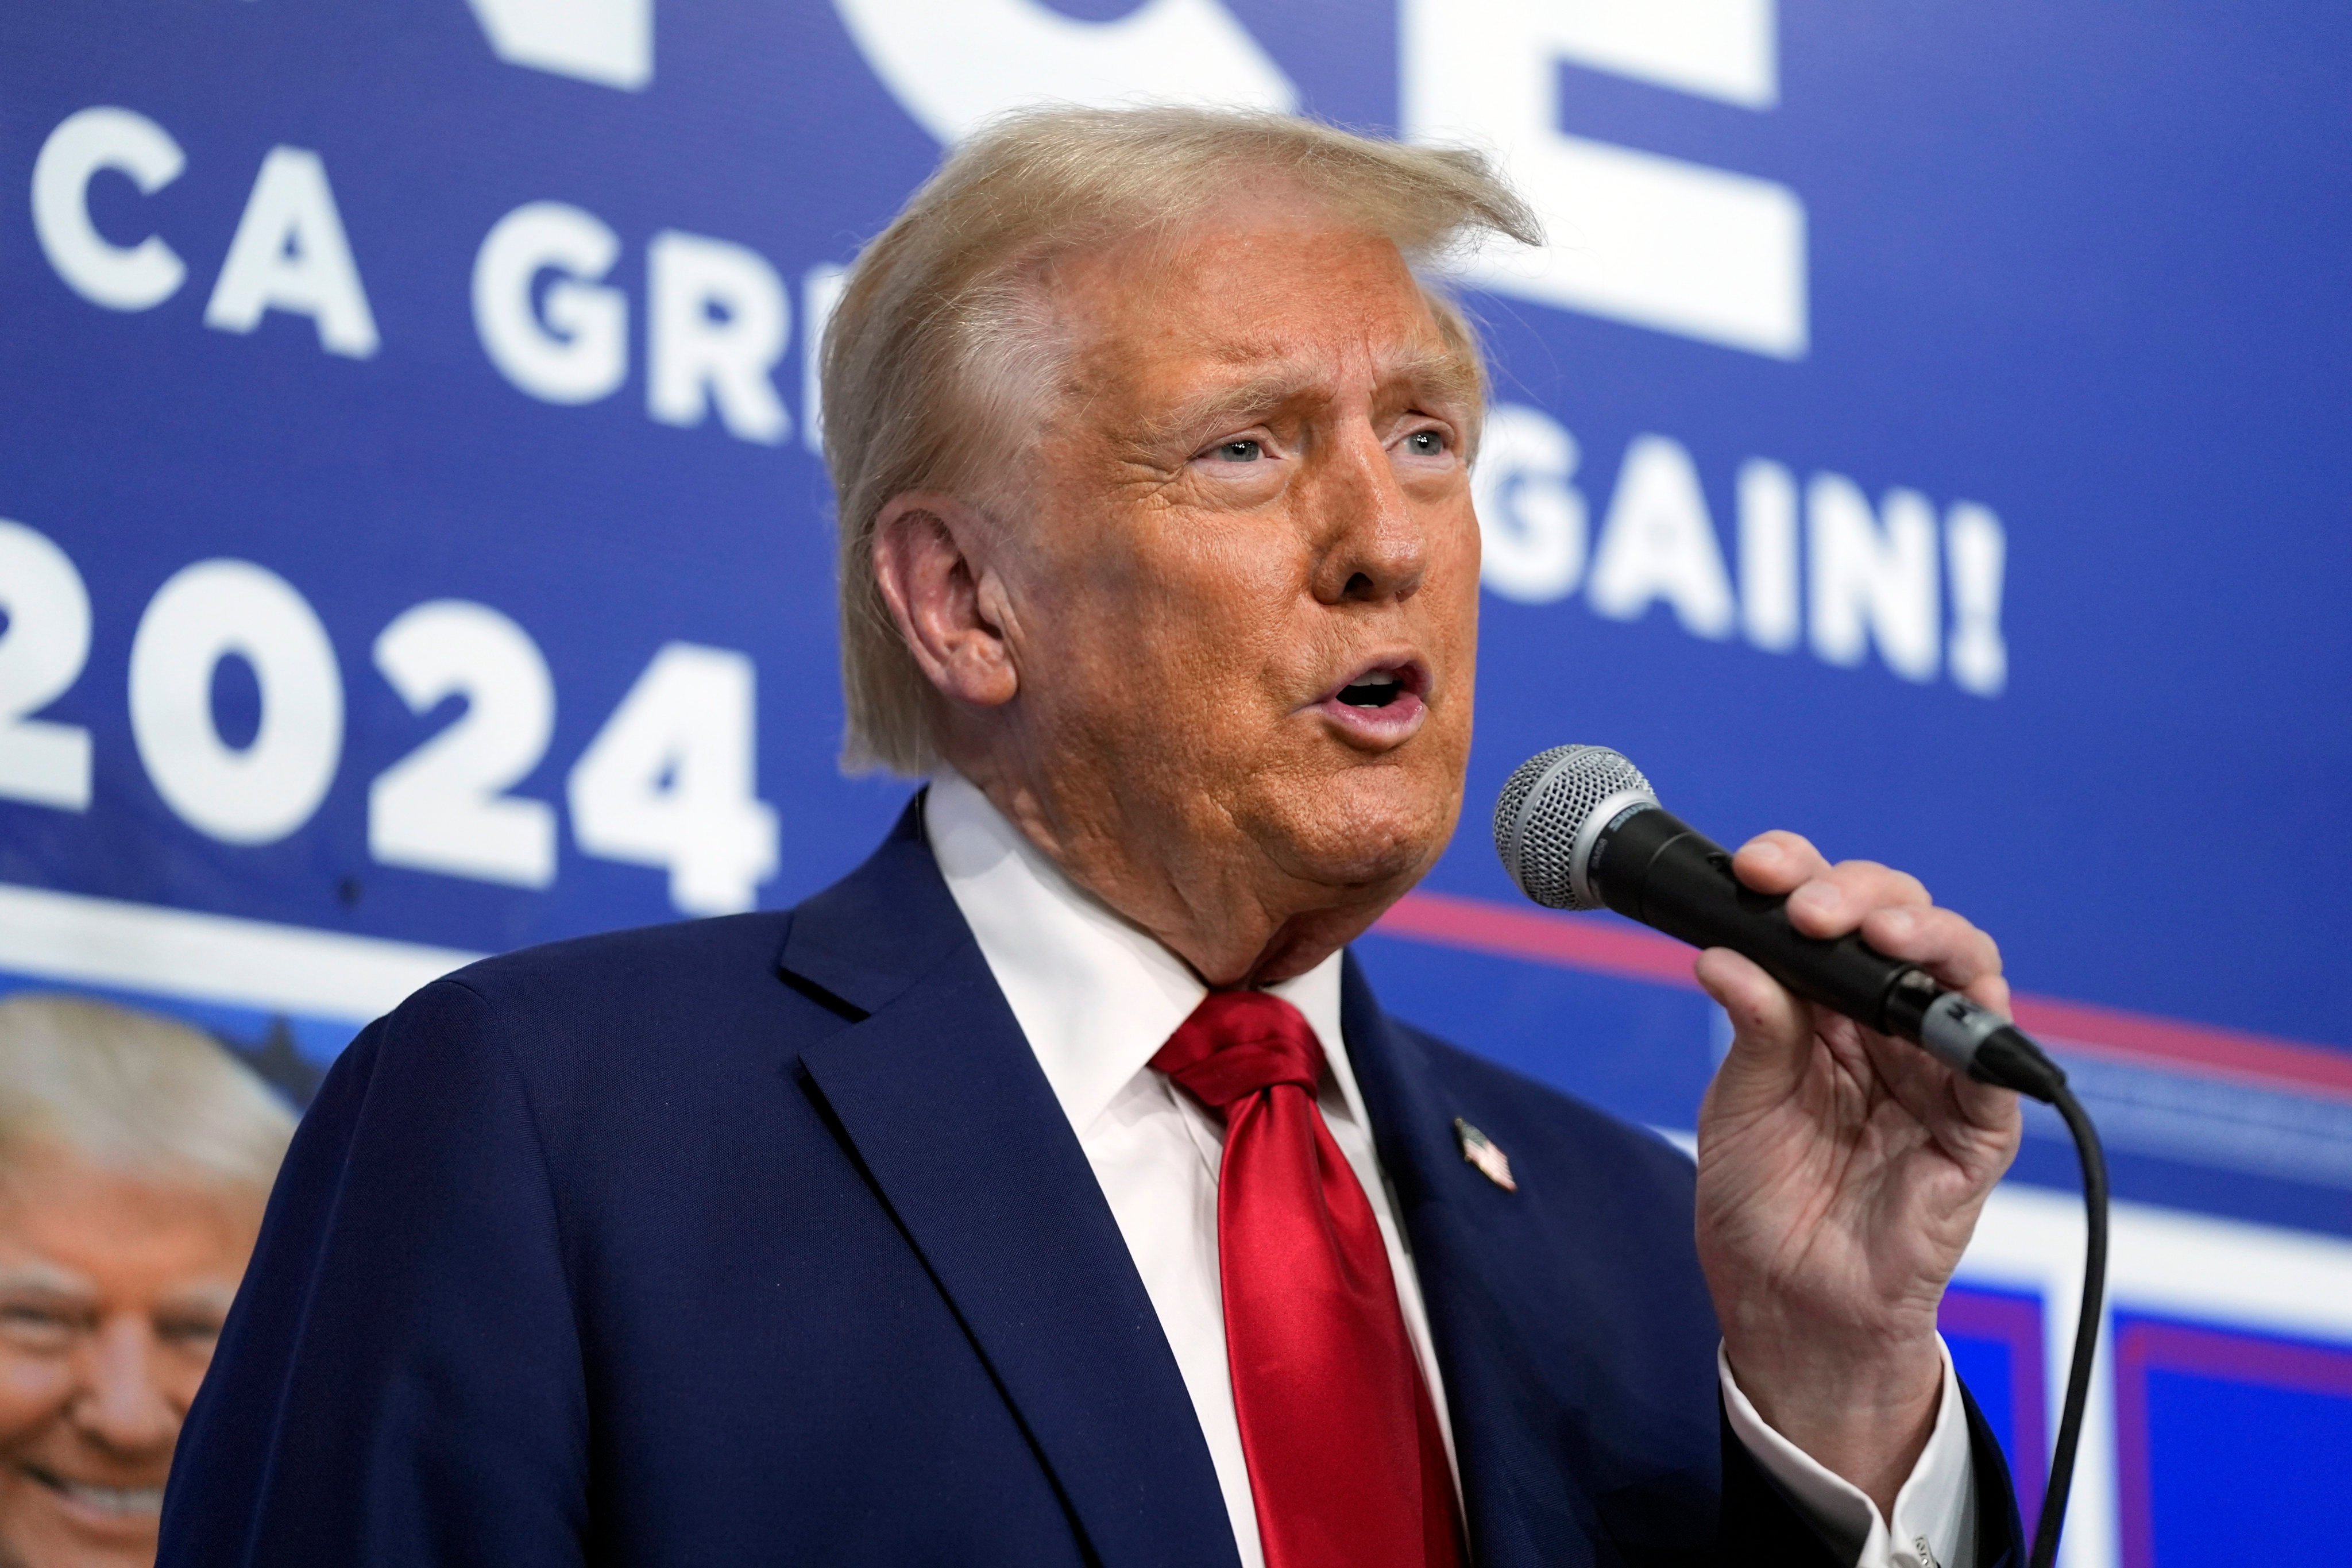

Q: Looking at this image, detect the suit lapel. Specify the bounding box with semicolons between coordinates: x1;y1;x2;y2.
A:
1340;955;1609;1568
785;800;1241;1568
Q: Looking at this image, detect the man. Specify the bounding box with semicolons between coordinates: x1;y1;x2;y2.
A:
163;108;2025;1567
0;992;294;1568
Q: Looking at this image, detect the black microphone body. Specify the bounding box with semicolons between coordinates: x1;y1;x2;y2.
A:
1494;745;2067;1102
1586;804;1921;1025
1587;802;2063;1101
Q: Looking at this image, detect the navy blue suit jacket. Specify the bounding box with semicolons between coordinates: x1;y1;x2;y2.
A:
161;802;2023;1566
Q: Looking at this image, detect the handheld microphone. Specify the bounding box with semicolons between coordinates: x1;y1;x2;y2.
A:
1492;744;2065;1102
1491;744;2106;1568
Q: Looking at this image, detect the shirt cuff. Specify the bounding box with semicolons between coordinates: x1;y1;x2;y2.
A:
1718;1338;1978;1568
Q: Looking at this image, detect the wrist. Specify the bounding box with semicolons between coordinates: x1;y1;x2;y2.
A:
1723;1328;1944;1519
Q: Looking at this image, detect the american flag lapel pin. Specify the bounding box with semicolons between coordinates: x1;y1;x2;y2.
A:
1453;1118;1516;1192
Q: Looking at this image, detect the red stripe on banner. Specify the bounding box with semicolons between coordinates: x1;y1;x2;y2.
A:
1373;890;2352;1104
2006;993;2352;1103
1373;890;1702;990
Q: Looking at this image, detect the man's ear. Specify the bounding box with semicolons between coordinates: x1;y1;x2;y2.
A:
870;492;1019;709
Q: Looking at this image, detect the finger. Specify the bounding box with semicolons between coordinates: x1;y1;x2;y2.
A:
1965;971;2013;1019
1785;859;1932;938
1694;946;1814;1086
1948;1068;2023;1145
1856;1024;2021;1145
1732;831;1830;895
1857;904;2003;992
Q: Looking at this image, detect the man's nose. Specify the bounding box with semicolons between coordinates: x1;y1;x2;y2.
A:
1309;425;1427;605
74;1315;179;1454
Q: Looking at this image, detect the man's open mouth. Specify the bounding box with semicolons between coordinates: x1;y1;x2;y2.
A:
20;1462;164;1518
1326;658;1427;709
1337;670;1408;709
1312;659;1429;741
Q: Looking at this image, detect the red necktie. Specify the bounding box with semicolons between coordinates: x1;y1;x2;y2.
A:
1152;990;1462;1568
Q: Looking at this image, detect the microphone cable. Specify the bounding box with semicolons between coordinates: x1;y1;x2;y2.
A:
2030;1082;2107;1568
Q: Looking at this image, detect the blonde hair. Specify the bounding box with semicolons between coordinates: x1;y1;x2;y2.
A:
820;105;1540;776
0;992;295;1196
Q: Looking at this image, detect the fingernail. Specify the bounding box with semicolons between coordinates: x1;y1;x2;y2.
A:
1752;842;1783;866
1791;885;1835;918
1881;908;1918;937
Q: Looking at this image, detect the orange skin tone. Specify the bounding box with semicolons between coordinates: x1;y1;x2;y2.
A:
870;192;2020;1519
0;1143;259;1568
879;203;1482;990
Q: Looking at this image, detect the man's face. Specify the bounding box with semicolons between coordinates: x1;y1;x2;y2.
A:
0;1143;258;1568
978;204;1482;978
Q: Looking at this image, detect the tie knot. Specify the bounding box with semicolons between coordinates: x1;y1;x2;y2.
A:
1150;990;1326;1114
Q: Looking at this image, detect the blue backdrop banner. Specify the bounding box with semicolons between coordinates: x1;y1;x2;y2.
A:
2;5;2348;1564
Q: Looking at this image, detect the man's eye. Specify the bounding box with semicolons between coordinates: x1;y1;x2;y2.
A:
156;1316;224;1351
0;1303;82;1347
1405;429;1447;455
1210;439;1263;463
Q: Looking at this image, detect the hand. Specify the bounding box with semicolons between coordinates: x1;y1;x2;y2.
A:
1691;832;2022;1519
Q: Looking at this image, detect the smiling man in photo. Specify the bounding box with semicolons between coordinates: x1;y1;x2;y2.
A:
0;995;291;1568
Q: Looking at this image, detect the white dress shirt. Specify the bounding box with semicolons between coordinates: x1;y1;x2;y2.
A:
926;771;1978;1568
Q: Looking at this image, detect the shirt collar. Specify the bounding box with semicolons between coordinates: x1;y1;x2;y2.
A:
925;770;1348;1136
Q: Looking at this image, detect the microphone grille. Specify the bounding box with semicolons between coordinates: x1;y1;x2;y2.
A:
1492;745;1655;909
